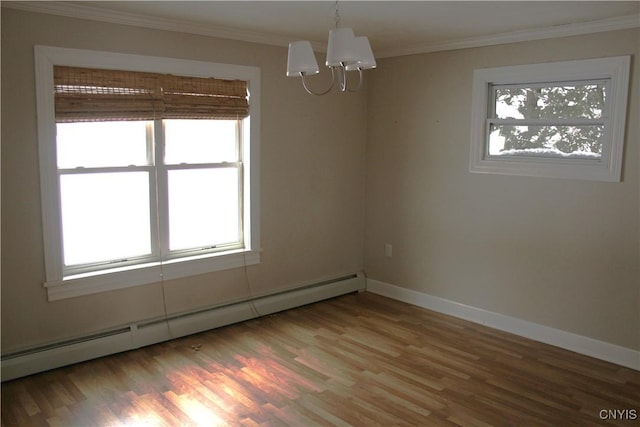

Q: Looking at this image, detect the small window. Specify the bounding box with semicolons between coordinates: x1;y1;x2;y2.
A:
469;56;630;181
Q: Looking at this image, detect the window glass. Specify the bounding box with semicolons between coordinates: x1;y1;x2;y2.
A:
57;121;150;168
488;82;607;159
167;168;240;251
493;83;606;120
488;124;604;158
60;172;152;266
164;120;237;164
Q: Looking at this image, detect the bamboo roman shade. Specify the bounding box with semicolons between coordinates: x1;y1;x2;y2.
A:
53;66;249;122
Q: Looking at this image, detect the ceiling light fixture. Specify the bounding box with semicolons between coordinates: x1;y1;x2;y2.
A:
286;1;376;95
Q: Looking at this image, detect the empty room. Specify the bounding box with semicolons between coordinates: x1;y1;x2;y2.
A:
1;1;639;425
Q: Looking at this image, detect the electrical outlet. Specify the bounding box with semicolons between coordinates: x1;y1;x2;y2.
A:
384;244;393;258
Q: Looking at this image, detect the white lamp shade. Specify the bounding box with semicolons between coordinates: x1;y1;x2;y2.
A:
287;41;320;76
325;28;360;66
345;36;377;71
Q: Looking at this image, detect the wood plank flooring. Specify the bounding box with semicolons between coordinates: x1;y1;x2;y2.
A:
2;292;639;426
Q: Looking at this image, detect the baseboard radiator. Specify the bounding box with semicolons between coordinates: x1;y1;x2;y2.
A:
1;272;365;381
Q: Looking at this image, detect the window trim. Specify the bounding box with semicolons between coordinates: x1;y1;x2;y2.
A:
469;56;630;181
35;46;261;301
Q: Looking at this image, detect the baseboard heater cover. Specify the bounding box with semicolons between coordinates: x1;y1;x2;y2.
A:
1;272;365;381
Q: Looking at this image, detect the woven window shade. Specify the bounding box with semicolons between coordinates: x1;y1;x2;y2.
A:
54;66;249;122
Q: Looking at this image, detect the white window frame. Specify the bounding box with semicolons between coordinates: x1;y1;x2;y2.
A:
469;56;630;181
35;46;261;301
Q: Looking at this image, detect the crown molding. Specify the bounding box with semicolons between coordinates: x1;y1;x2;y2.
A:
3;2;639;58
375;14;640;58
2;1;316;50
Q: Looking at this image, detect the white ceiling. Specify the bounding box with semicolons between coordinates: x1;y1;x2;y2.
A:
6;1;640;57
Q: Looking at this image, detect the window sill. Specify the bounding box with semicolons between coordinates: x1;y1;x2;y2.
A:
469;155;618;181
44;249;261;301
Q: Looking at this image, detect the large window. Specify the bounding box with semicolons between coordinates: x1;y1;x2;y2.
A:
469;56;630;181
35;47;260;300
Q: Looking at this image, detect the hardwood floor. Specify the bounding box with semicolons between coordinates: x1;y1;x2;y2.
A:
2;292;639;426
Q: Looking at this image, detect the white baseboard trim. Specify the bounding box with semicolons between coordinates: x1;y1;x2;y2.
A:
1;273;366;381
366;278;639;371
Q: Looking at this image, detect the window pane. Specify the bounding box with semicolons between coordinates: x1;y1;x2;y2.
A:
164;120;237;164
57;121;150;168
489;124;604;158
168;168;240;251
494;83;606;120
60;172;152;266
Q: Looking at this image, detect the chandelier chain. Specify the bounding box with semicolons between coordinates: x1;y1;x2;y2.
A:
333;1;341;28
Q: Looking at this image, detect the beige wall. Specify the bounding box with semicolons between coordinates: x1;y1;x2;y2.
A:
2;7;638;356
365;29;640;350
1;9;366;352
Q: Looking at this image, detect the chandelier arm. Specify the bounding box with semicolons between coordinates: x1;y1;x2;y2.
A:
300;68;336;96
338;65;348;92
346;68;364;93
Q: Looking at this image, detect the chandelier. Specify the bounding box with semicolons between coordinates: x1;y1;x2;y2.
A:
286;2;376;95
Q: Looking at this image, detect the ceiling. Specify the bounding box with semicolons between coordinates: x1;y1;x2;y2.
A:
6;1;640;57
